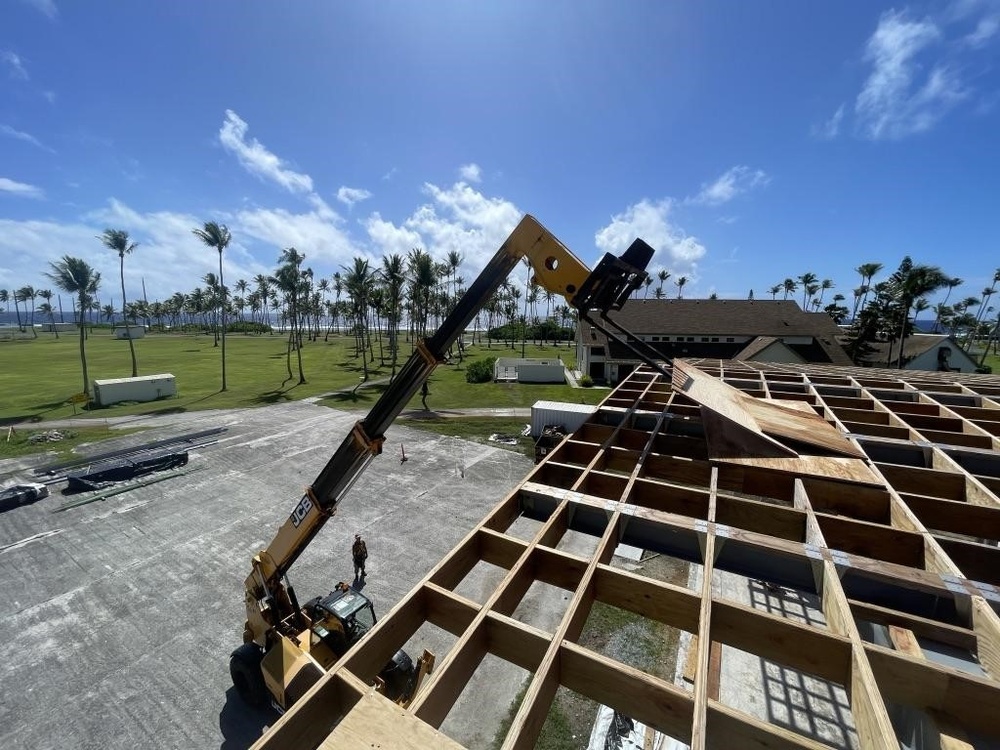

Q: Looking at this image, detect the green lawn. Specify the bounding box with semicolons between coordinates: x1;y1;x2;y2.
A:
0;331;599;424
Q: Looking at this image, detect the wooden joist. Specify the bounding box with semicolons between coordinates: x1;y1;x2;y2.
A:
256;360;1000;750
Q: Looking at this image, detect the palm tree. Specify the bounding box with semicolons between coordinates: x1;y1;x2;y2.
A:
100;228;140;376
16;286;38;337
234;278;249;327
46;256;101;395
344;257;375;381
675;276;688;299
782;278;797;301
855;262;884;317
275;247;308;384
381;254;406;377
797;272;818;310
933;277;963;332
193;221;232;390
887;257;948;368
768;284;781;300
656;269;671;298
817;279;834;308
38;289;58;338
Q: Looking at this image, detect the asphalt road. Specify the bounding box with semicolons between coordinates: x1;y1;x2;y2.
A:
0;402;532;750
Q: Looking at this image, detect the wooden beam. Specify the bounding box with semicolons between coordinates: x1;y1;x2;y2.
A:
815;513;925;568
972;595;1000;680
705;700;837;750
864;641;1000;738
901;493;1000;540
253;672;363;750
690;468;718;750
423;582;478;637
317;688;465;750
592;563;701;633
500;510;622;749
846;599;977;652
411;622;488;729
533;545;589;592
710;599;852;685
484;612;549;674
560;640;694;744
479;528;527;571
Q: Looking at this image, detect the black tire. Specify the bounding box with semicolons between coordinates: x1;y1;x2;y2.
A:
230;643;267;708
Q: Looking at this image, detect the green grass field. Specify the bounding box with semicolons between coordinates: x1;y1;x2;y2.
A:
0;330;598;424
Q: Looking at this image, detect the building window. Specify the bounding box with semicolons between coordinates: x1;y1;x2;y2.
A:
726;337;734;343
651;336;660;342
663;336;670;341
687;337;694;342
700;337;709;342
711;337;719;342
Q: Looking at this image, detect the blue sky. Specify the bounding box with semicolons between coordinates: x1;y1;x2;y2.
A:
2;0;999;311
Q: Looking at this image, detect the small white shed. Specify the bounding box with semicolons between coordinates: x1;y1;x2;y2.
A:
530;400;597;438
92;374;176;406
113;325;146;339
494;357;565;383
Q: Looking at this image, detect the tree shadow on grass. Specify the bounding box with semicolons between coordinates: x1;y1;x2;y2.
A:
252;390;293;405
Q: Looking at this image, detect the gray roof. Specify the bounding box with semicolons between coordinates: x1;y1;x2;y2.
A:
581;299;852;366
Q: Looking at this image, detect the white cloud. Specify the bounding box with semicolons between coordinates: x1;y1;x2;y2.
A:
2;51;29;80
965;15;1000;46
1;124;55;153
458;163;482;183
364;212;423;258
0;201;268;304
595;199;706;279
42;90;56;104
20;0;57;19
382;167;398;181
691;166;769;206
813;104;845;139
0;176;44;198
218;109;313;194
336;186;372;208
854;10;968;139
362;181;521;273
233;199;362;267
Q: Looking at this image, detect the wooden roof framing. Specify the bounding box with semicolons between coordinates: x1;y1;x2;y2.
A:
256;360;1000;750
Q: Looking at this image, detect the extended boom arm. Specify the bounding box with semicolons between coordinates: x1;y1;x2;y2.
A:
243;214;652;646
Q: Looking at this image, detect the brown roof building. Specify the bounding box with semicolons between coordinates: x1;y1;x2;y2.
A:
576;299;852;383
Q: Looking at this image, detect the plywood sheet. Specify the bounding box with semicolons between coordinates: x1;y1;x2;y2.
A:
673;360;865;459
713;456;880;485
319;690;464;750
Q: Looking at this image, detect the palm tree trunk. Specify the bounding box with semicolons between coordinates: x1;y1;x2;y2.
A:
219;250;227;390
78;293;90;395
121;257;138;377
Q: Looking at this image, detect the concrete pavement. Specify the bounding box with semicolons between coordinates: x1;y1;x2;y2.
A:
0;401;533;749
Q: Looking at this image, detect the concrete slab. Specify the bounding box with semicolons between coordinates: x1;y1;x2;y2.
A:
0;402;532;750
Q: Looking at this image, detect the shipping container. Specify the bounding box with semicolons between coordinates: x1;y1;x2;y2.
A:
92;374;176;406
530;400;597;438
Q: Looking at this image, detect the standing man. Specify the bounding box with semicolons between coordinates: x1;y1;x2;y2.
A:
420;381;430;411
352;533;368;579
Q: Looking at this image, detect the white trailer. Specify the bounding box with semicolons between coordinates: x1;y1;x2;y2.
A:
92;374;176;406
530;400;597;438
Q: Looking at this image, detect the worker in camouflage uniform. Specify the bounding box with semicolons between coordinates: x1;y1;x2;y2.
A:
352;533;368;579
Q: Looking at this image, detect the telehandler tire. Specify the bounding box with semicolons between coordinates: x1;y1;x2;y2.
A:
230;643;267;708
